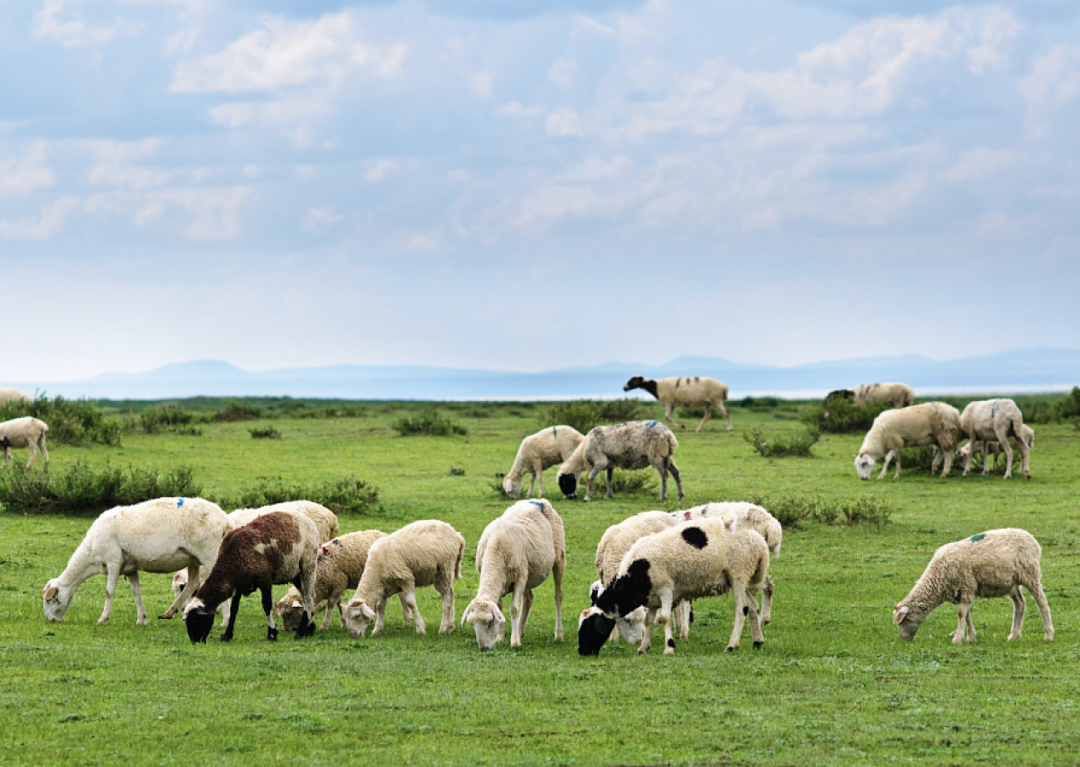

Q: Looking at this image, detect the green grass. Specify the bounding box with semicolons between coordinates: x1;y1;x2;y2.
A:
2;397;1080;766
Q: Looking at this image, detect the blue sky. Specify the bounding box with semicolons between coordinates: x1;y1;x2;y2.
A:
2;0;1078;383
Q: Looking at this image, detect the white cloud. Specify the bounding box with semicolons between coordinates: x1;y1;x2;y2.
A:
0;142;54;195
545;108;584;136
302;207;344;232
0;198;79;240
34;0;139;49
363;158;401;182
134;187;252;240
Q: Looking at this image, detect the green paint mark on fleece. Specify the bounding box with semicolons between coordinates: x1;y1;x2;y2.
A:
969;533;987;543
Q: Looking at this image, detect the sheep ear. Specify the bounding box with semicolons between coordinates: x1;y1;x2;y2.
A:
360;603;376;620
492;603;506;623
727;517;738;534
291;600;302;609
893;605;909;625
461;604;472;625
43;585;58;601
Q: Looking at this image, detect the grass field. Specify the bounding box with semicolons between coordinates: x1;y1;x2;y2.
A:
2;398;1079;766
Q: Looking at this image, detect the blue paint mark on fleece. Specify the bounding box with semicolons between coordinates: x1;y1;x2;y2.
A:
969;532;986;543
177;497;185;507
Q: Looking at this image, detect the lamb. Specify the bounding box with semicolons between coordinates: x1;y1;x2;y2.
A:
670;502;782;624
461;499;565;651
0;387;31;406
557;420;683;502
578;519;770;656
958;398;1030;479
854;402;963;480
341;519;465;638
0;416;49;468
893;528;1053;644
623;375;733;432
274;530;410;632
184;511;319;643
958;423;1034;475
502;425;584;499
850;383;915;408
42;497;230;625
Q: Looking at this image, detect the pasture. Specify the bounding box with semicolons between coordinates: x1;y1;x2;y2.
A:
1;398;1079;766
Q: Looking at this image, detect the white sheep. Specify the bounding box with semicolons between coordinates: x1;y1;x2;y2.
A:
851;383;915;408
958;398;1030;479
184;511;320;643
274;530;410;632
958;423;1034;475
502;425;584;499
42;497;230;625
893;528;1053;644
854;402;963;480
578;519;770;656
0;416;49;468
342;519;465;638
0;387;31;406
557;420;683;502
461;499;566;651
671;502;782;624
623;375;733;432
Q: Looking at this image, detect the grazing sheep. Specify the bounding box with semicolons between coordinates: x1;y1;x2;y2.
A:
342;520;465;639
893;528;1053;644
0;416;49;468
461;499;566;651
42;497;230;625
851;383;915;408
274;530;410;632
0;387;31;406
557;420;683;502
854;402;963;480
623;375;733;432
578;519;769;657
184;511;319;643
958;423;1034;475
958;399;1030;479
502;425;584;499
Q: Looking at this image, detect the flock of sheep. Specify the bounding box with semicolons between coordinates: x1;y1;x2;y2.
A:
24;374;1056;656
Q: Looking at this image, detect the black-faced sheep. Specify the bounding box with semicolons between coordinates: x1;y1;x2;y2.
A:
0;416;49;468
42;497;230;625
184;511;319;643
578;519;769;657
958;398;1030;479
462;499;565;651
623;375;733;432
341;520;465;638
502;425;584;499
854;402;963;480
893;528;1053;644
557;420;683;502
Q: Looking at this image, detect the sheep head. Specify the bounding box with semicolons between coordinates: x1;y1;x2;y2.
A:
502;475;522;499
577;606;616;656
892;603;922;641
854;453;876;480
342;600;377;638
557;471;578;499
42;580;69;622
184;599;215;644
462;599;506;652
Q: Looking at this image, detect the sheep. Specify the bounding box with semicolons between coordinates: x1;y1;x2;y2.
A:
557;420;683;502
461;499;565;651
893;528;1053;644
958;398;1030;479
184;511;319;643
0;416;49;468
958;423;1034;475
273;530;411;633
623;375;733;432
341;519;465;638
42;497;230;626
850;383;915;408
670;502;781;624
0;387;31;406
578;519;770;656
854;402;963;480
502;425;584;499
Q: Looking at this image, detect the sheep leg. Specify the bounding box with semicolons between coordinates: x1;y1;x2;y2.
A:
952;598;975;643
371;596;389;636
37;435;48;466
26;440;37;469
438;582;456;635
320;598;336;630
552;555;564;642
937;446;952;478
695;405;712;432
399;589;426;635
878;450;896;480
658;463;668;501
604;467;614;499
638;607;657;654
673;599;691;640
668;459;683;500
517;589;534;646
159;558;201;619
496;597;507;643
221;593;243;642
727;582;764;651
583;466;603;502
761;575;774;625
656;591;676;656
1018;436;1030;479
98;563;122;625
398;593;412;627
1007;586;1025;641
719;401;733;432
1025;582;1054;641
260;586;280;641
126;573;148;626
665;404;683;430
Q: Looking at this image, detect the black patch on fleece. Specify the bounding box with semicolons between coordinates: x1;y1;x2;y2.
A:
596;559;651;618
667;638;675;649
578;613;616;656
681;526;708;549
743;605;749;616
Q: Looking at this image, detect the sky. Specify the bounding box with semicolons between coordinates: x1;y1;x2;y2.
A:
2;0;1079;383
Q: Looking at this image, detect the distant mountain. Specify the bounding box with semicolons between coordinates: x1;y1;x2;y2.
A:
11;347;1080;401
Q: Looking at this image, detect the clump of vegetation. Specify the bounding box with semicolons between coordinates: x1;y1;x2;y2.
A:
129;406;203;435
249;426;281;439
744;425;821;457
799;397;889;434
213;400;263;422
391;408;467;436
0;462;200;516
447;466;466;476
748;494;892;530
0;394;122;446
541;398;644;434
222;475;381;516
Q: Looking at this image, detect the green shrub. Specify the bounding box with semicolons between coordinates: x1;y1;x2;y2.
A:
747;494;892;530
129;406;203;435
0;394;121;446
221;475;382;516
541;398;644;434
249;426;282;439
800;397;889;434
391;408;467;436
213;401;262;422
744;425;820;457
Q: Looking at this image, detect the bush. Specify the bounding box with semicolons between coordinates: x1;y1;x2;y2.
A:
541;399;645;435
391;408;467;436
0;462;200;516
129;406;203;435
0;394;121;446
747;494;892;530
221;475;382;516
213;401;262;422
249;426;282;439
800;397;889;434
744;425;820;457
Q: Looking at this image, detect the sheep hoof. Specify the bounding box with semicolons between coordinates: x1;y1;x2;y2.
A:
725;644;737;652
157;612;173;620
267;627;278;641
753;641;764;649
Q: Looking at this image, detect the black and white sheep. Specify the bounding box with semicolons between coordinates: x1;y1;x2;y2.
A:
502;425;584;499
341;520;465;638
183;511;320;643
578;519;770;656
0;416;49;468
854;402;963;480
623;375;733;432
557;420;683;502
958;398;1030;479
42;497;230;625
893;528;1053;644
462;499;566;651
